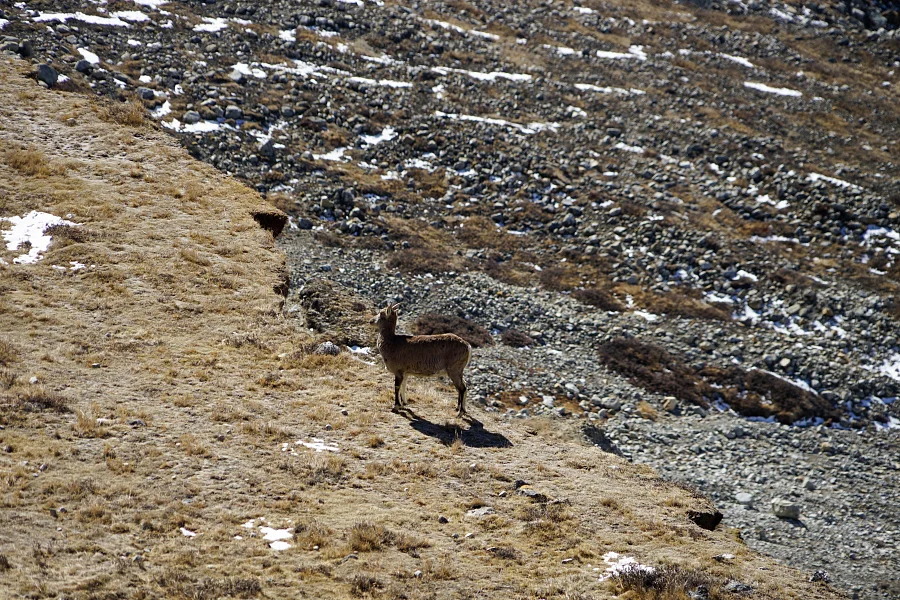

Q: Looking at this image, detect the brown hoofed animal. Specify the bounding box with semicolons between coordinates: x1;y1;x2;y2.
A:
373;304;472;417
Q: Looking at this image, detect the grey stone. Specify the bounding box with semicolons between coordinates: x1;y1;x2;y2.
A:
735;492;754;506
225;105;243;120
182;110;201;124
36;64;58;87
465;506;495;518
772;498;801;520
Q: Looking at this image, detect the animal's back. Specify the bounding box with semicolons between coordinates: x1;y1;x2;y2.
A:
379;333;471;376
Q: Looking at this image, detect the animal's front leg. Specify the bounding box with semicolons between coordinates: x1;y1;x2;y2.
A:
392;373;404;413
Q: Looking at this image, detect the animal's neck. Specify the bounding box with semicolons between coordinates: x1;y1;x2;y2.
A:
378;321;397;340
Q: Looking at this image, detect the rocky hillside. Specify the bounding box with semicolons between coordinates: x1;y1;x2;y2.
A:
2;0;899;597
0;56;850;600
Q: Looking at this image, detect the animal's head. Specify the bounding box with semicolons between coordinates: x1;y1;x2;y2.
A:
372;303;400;328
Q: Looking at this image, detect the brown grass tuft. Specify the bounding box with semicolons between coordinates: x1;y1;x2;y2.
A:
4;146;50;177
294;521;332;550
98;100;145;127
348;522;395;552
0;339;17;366
11;386;69;413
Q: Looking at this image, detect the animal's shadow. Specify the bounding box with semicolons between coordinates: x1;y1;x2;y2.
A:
399;409;513;448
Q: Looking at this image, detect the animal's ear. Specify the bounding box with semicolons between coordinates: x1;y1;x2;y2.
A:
391;303;401;312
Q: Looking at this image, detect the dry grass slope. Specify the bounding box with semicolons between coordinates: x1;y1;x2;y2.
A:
0;57;844;600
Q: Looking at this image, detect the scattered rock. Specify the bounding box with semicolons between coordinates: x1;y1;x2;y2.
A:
772;499;801;520
35;64;57;87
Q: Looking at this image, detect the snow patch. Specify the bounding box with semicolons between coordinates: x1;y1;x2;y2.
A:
347;76;411;88
720;53;754;68
575;83;645;96
193;17;228;32
434;111;558;135
1;211;79;265
744;81;802;97
596;552;655;582
35;11;132;27
180;527;197;537
614;142;644;154
282;438;341;453
431;66;531;83
279;29;296;42
360;126;397;147
77;47;100;64
596;45;647;60
150;100;171;118
806;172;860;189
312;147;348;162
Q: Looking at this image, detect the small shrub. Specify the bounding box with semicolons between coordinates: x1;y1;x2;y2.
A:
294;521;332;550
488;546;519;561
412;313;493;348
348;522;395;552
0;553;11;571
573;288;625;312
348;573;383;597
500;329;535;348
305;454;345;486
0;340;18;366
612;564;724;600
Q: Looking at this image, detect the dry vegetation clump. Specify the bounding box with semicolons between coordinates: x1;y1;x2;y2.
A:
153;571;263;600
538;266;581;292
483;258;534;286
348;522;396;552
347;573;383;597
598;338;711;408
573;288;625;312
294;521;332;550
96;99;145;127
8;386;70;413
412;313;493;348
599;338;840;424
642;291;732;322
295;278;374;346
0;339;18;366
3;146;51;177
500;328;535;348
611;563;728;600
386;246;456;275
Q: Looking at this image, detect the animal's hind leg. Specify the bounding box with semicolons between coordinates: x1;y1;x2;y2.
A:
392;373;404;413
400;375;409;405
449;371;468;418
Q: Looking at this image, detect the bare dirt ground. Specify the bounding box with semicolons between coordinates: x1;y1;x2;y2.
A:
0;58;843;599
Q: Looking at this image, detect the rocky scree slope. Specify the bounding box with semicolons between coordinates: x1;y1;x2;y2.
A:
2;0;899;597
0;57;851;600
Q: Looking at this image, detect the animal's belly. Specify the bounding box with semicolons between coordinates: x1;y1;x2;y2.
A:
407;368;447;377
